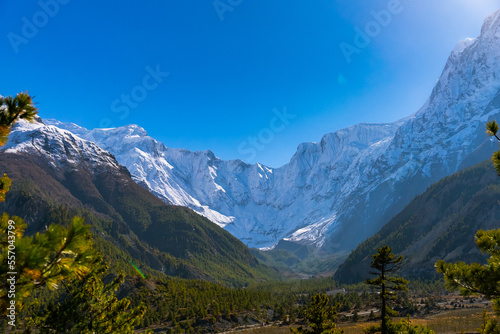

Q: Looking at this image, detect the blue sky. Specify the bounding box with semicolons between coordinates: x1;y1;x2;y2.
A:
1;0;499;167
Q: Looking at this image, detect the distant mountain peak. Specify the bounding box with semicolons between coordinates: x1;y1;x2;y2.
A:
38;10;500;255
452;38;476;54
114;124;148;137
481;9;500;37
2;120;124;180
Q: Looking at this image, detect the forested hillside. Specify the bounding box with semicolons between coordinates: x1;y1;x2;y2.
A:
0;151;277;286
335;160;500;284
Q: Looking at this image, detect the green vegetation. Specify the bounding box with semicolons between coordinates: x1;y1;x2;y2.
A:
0;182;471;333
290;293;344;334
436;229;500;332
393;316;435;334
126;276;353;332
0;91;36;200
26;257;152;334
0;93;495;333
433;120;500;333
486;120;500;175
335;119;500;287
0;174;10;203
364;246;408;334
334;159;500;284
0;150;277;287
0;92;38;145
0;156;457;333
11;266;450;333
252;245;349;276
0;173;149;332
0;214;97;316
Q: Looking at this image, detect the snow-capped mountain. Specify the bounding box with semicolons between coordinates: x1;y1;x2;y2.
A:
2;117;123;175
45;119;403;250
0;118;274;284
45;9;500;253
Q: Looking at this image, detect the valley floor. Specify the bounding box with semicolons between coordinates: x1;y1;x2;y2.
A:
219;307;490;334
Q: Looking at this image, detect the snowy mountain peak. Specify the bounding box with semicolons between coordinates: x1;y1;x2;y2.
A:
452;38;476;54
34;10;500;253
115;124;148;137
45;120;149;140
481;9;500;37
44;119;87;136
2;120;122;174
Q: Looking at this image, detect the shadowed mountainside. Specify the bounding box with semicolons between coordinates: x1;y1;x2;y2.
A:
334;160;500;284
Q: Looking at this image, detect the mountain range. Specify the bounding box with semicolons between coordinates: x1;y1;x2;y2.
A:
0;119;277;285
39;10;500;259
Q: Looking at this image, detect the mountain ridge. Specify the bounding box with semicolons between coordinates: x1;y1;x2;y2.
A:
44;9;500;256
334;160;500;284
0;118;278;285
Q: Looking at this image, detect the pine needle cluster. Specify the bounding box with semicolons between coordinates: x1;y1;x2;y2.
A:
0;92;38;146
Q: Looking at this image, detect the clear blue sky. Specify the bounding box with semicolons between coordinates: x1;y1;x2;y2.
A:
1;0;498;167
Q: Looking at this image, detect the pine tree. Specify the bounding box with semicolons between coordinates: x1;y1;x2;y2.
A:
481;309;500;334
0;214;97;316
28;258;152;334
364;246;408;334
396;315;435;334
352;310;360;323
487;120;500;172
0;92;38;146
290;293;344;334
0;174;11;202
436;229;500;327
0;92;150;332
435;121;500;333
